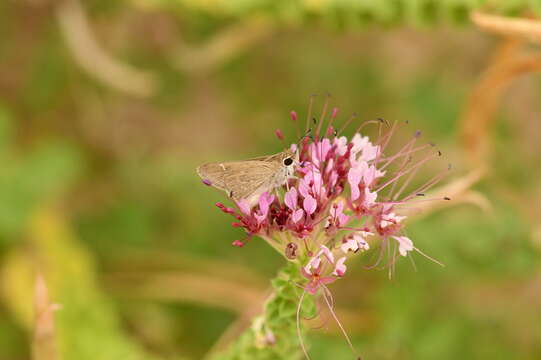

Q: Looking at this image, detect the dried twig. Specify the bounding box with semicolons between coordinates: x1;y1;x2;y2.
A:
461;51;541;165
459;25;541;167
472;11;541;44
172;17;274;74
56;0;157;96
463;11;541;166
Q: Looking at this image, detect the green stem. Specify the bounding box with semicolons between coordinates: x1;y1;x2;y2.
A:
210;262;316;360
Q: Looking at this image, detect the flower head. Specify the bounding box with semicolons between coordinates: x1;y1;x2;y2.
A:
206;100;449;289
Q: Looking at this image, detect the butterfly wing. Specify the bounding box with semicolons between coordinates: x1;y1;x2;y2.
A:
197;160;281;204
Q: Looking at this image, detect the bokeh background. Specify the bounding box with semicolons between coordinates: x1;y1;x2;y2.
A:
1;1;541;359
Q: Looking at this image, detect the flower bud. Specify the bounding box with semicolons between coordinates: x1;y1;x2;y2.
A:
285;242;298;259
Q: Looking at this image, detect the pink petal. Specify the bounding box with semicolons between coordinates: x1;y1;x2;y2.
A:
330;202;349;227
332;257;347;277
292;208;304;223
363;188;377;207
318;245;335;264
254;213;267;225
338;213;350;227
358;239;370;251
304;256;321;274
329;171;338;188
329;202;340;217
393;236;413;256
341;239;358;253
300;266;312;280
363;164;381;185
334;136;348;156
325;158;334;174
351;133;369;155
353;233;367;242
298;179;310;198
353;234;370;251
360;143;379;162
311;171;323;191
320;138;332;160
297;161;313;175
303;195;317;215
310;139;332;164
304;280;320;295
284;187;298;210
258;192;275;215
348;168;362;201
237;199;251;215
309;143;320;166
290;143;298;152
385;212;406;224
303;169;314;183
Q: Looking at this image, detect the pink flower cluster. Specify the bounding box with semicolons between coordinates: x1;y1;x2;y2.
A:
213;106;448;294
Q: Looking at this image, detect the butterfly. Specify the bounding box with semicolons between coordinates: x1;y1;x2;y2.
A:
196;149;297;207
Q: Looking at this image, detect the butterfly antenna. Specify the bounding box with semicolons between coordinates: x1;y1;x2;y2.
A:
294;128;313;153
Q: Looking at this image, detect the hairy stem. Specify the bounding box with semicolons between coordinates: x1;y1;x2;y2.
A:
209;262;315;360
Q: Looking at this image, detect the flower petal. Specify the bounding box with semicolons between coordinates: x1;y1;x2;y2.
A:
304;256;321;275
360;143;380;162
351;133;369;155
325;158;334;174
359;239;370;251
298;179;310;198
330;201;349;226
332;257;347;277
318;245;335;264
254;213;267;225
304;280;320;295
363;188;377;207
292;208;304;223
237;199;251;215
348;168;362;201
258;192;274;216
303;195;317;215
341;239;358;253
334;136;348;156
393;236;414;256
284;187;298;210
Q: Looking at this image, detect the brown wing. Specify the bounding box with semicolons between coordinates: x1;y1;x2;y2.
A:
196;160;279;201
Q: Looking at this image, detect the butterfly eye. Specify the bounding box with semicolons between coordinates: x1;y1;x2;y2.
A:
283;158;293;166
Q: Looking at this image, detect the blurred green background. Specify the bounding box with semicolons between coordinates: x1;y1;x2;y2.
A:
1;0;541;359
